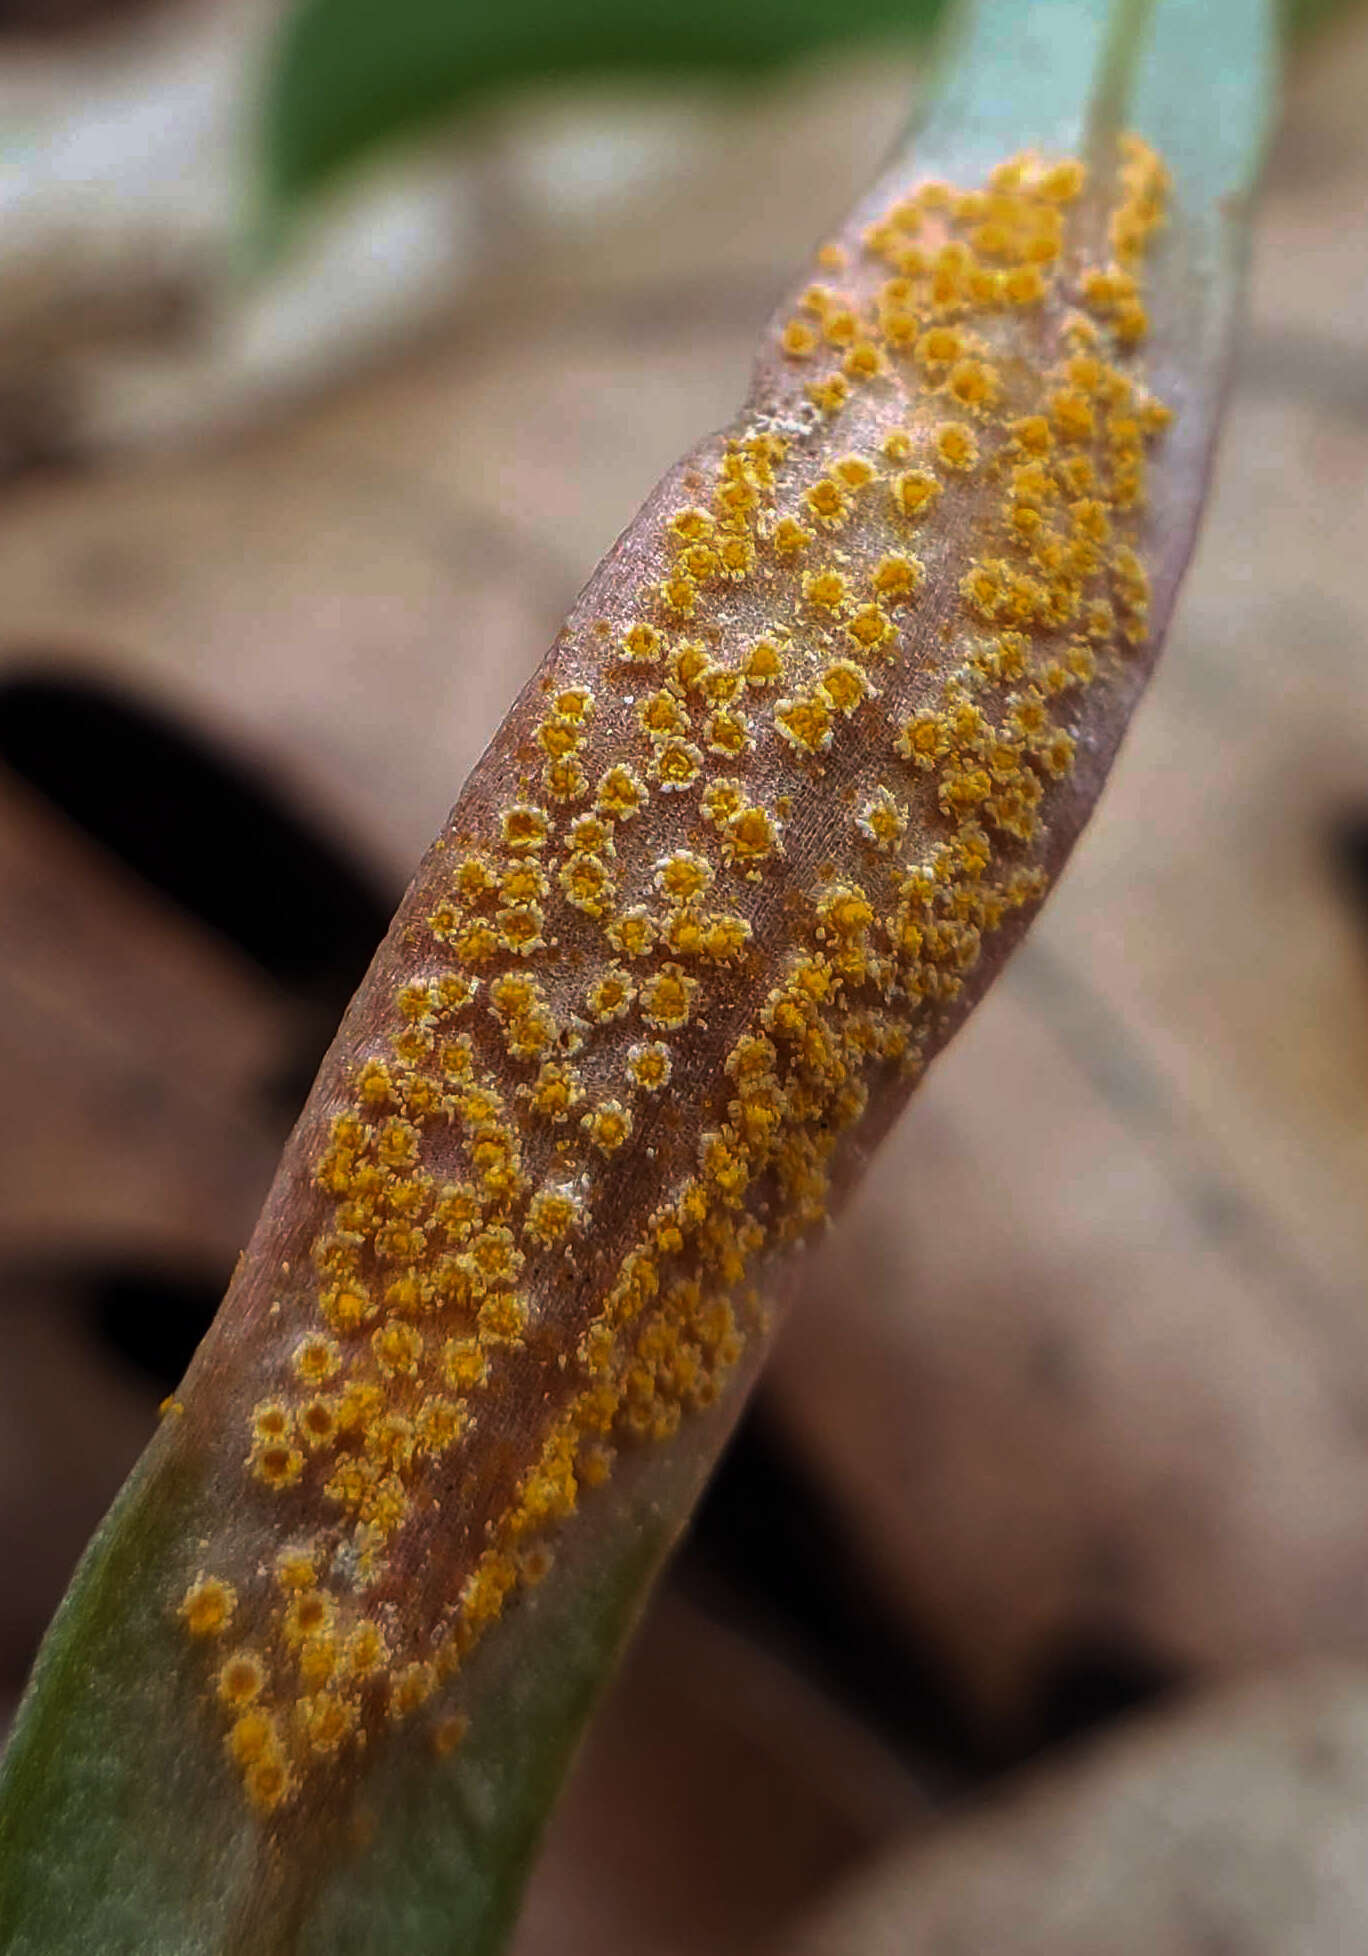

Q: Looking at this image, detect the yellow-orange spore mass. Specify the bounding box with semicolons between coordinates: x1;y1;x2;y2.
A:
183;138;1174;1815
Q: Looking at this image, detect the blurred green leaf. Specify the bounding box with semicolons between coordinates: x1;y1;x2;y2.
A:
260;0;950;218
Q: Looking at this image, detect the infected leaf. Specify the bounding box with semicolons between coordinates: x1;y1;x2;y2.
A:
0;1;1275;1950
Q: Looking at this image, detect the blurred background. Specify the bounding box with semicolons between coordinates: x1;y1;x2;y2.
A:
1;0;1368;1949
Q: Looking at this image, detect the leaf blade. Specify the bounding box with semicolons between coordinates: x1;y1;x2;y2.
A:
0;3;1276;1952
260;0;949;217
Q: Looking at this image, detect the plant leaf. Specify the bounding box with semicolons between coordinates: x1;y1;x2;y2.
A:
259;0;949;218
0;1;1275;1951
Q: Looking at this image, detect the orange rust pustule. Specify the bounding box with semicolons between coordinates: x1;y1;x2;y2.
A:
177;137;1175;1815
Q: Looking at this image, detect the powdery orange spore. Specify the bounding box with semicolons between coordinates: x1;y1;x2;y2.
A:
180;138;1173;1811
